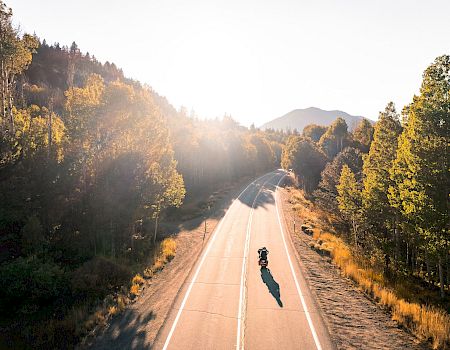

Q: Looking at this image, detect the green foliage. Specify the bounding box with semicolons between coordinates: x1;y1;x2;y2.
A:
282;136;328;192
302;124;327;142
21;215;45;255
337;165;362;244
0;256;68;313
0;1;39;133
314;147;363;214
71;257;130;298
312;57;450;302
389;56;449;268
318;117;350;158
363;102;402;231
352;118;374;152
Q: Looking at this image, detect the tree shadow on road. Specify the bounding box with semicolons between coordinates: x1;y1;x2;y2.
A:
261;268;283;307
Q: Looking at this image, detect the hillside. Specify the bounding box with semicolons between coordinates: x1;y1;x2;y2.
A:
261;107;369;132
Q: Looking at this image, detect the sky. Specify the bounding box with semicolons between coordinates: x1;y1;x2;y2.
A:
8;0;450;126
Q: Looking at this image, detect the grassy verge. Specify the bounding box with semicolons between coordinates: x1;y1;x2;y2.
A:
286;187;450;349
76;237;177;346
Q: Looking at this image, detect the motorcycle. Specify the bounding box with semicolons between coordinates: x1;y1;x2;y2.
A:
258;257;268;268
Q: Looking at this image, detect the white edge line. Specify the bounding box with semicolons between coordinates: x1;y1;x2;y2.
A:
162;172;272;350
275;174;323;350
236;174;278;350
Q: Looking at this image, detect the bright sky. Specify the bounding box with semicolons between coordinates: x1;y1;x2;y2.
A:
8;0;450;125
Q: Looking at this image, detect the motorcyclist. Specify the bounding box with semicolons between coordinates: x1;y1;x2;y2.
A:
258;247;269;261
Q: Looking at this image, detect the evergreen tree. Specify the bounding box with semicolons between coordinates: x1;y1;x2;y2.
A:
337;165;362;245
318;117;349;158
389;56;449;297
362;102;402;271
302;124;327;142
282;136;327;192
353;118;374;153
314;147;363;215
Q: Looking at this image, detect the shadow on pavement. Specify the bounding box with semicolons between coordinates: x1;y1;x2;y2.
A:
162;171;285;236
261;268;283;307
237;170;285;209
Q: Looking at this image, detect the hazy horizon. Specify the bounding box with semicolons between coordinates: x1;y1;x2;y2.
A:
8;0;450;126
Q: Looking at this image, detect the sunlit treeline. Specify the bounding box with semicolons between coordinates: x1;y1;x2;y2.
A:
282;56;449;299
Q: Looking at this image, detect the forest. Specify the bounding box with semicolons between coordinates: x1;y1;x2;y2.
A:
0;2;284;347
282;55;449;304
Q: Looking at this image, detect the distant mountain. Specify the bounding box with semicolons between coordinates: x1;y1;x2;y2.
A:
260;107;369;132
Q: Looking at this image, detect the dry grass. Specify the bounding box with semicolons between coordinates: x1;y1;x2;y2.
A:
132;273;145;285
161;237;176;262
313;230;450;349
130;283;140;297
108;305;118;317
143;267;154;279
117;295;127;311
152;257;165;272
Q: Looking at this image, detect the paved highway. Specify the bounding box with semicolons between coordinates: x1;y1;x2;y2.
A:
154;170;334;350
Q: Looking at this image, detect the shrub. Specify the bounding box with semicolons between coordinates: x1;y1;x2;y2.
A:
0;256;67;314
117;295;127;311
130;283;140;297
108;305;118;317
161;238;176;262
71;257;130;298
132;274;145;285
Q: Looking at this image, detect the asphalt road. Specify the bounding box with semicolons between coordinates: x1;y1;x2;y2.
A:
153;170;334;350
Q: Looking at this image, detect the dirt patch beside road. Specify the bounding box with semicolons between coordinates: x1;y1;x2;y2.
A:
279;187;430;350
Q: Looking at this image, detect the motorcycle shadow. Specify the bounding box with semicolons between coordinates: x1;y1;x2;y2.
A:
260;267;283;307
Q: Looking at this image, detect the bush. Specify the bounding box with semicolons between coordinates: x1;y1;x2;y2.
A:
0;256;68;314
161;238;176;262
132;274;145;285
130;283;140;298
71;257;130;299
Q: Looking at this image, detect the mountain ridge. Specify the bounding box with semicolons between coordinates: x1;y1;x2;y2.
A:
260;107;370;132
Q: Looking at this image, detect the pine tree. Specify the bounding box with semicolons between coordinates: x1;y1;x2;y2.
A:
353;118;374;153
282;136;328;192
314;147;363;215
318;117;349;158
302;124;327;142
337;164;362;245
362;102;402;272
389;55;450;297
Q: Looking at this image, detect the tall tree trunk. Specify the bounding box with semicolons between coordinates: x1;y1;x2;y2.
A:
1;60;6;126
7;73;15;134
446;255;449;288
153;212;159;245
406;242;409;273
438;256;445;299
47;98;53;158
425;250;431;284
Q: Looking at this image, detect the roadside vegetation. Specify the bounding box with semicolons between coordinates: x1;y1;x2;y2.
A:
282;55;449;349
288;187;450;349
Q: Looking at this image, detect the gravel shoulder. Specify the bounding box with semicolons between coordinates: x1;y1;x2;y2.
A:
279;187;429;350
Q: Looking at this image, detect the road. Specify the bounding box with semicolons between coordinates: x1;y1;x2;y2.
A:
153;170;334;350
